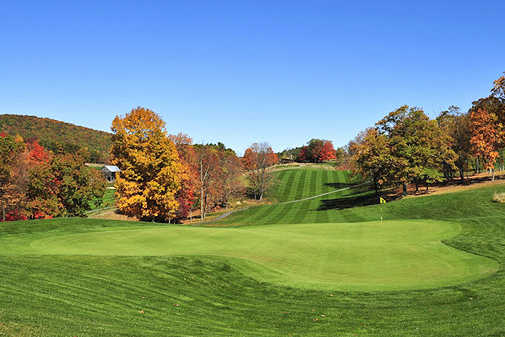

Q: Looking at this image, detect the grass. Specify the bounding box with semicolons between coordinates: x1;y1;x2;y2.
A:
1;219;496;291
88;188;115;210
268;168;355;202
2;167;505;335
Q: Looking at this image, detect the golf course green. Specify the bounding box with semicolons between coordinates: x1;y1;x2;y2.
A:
2;166;505;336
2;220;497;291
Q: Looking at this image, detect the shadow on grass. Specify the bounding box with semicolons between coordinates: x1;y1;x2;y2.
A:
324;182;356;189
318;193;378;210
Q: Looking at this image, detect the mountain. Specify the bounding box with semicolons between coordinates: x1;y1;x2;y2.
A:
0;114;111;163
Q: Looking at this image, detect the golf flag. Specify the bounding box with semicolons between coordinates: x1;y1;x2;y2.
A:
380;197;386;204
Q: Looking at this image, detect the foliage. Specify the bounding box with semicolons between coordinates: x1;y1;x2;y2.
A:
436;106;471;181
111;107;183;222
194;143;243;219
469;107;499;173
0;114;111;163
297;139;337;163
3;181;505;335
243;142;278;200
375;105;457;193
351;128;396;196
1;133;105;220
169;133;198;219
26;152;106;217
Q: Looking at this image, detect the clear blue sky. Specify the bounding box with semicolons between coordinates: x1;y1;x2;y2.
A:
1;1;504;155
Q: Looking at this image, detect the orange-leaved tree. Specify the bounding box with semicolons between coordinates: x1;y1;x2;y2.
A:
243;142;277;200
470;107;499;180
169;133;198;220
319;140;336;161
111;107;183;222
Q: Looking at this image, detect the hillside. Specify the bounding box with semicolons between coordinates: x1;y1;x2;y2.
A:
1;171;505;335
269;167;353;202
0;114;111;162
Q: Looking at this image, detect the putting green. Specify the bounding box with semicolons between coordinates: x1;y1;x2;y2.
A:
4;220;498;291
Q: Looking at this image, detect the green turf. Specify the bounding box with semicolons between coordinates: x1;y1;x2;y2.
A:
2;167;505;335
1;219;496;291
269;168;354;202
88;188;115;210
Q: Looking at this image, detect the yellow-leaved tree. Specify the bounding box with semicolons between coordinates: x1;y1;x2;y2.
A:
111;107;184;222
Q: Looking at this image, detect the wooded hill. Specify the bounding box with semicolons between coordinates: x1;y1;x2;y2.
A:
0;114;111;162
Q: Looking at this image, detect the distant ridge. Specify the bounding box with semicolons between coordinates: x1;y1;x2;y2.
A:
0;114;111;163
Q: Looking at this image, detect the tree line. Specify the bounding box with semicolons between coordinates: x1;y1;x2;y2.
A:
278;139;342;164
0;114;112;163
0;107;281;223
110;107;279;223
0;134;106;221
350;73;505;198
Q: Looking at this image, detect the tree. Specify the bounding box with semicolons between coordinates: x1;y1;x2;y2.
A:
351;128;397;199
319;141;337;161
376;105;456;194
0;135;25;221
295;139;335;163
111;107;183;222
470;108;499;180
492;72;505;100
437;106;472;182
169;133;198;220
194;145;220;220
26;152;106;218
217;151;244;208
244;142;277;200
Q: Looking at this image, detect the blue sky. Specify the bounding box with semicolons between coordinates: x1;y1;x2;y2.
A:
1;1;504;155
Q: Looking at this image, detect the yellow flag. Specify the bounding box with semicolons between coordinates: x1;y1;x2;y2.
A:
380;197;386;204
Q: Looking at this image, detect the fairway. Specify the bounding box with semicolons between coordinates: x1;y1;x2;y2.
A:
270;168;354;202
3;220;497;291
2;175;505;336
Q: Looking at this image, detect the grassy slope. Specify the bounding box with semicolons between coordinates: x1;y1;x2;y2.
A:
2;167;505;336
269;168;354;202
0;220;496;291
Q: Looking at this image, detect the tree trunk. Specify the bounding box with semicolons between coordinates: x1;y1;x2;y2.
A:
373;178;379;202
402;183;408;196
459;167;465;183
2;201;5;222
200;187;205;220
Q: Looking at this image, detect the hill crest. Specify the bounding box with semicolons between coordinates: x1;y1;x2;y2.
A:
0;114;111;163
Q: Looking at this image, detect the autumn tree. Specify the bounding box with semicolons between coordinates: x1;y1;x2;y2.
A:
193;143;243;219
376;106;456;194
217;151;244;208
437;106;472;182
296;139;336;163
111;107;183;222
351;128;396;198
194;145;219;219
470;108;499;180
244;142;277;200
26;152;106;218
169;133;198;220
492;72;505;100
319;141;337;161
0;134;25;221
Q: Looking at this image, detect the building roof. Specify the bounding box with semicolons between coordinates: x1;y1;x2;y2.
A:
102;165;121;173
